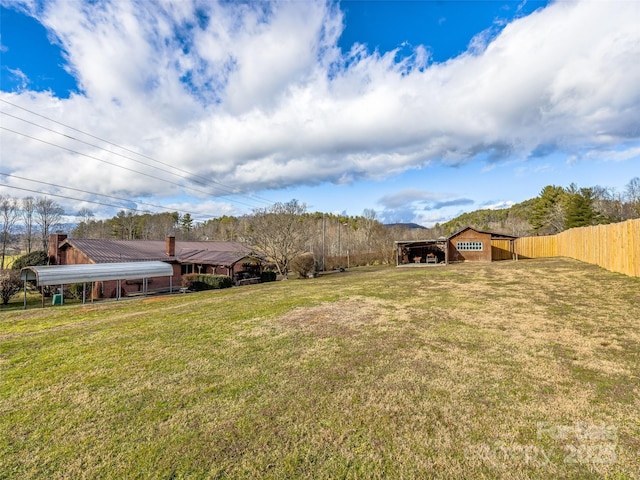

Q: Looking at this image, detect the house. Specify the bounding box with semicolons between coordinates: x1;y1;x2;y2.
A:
395;227;518;265
48;234;264;298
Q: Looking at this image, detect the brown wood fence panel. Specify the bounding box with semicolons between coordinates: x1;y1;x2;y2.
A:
514;236;557;259
514;219;640;277
491;239;513;261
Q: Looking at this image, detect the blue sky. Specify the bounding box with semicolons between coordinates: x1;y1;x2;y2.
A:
1;0;639;225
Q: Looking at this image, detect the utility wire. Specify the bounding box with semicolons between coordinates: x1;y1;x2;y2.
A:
0;183;149;214
0;98;273;205
1;126;263;210
0;182;218;222
0;171;211;219
1;110;267;203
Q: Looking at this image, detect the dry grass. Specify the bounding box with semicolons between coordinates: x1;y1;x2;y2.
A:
1;258;639;478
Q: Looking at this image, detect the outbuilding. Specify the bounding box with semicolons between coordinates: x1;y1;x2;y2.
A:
396;227;518;265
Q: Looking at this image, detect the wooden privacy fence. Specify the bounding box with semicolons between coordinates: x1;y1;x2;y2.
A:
490;239;514;261
514;219;640;278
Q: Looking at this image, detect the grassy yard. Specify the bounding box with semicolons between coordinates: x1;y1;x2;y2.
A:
1;258;639;479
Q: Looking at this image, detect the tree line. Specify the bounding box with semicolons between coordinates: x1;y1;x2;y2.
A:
2;177;638;277
435;177;640;237
1;196;64;269
0;195;413;278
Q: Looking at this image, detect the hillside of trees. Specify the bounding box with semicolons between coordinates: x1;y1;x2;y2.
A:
434;178;640;237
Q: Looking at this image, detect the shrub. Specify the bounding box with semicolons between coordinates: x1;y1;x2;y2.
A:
67;283;85;299
11;251;48;270
261;271;277;283
0;270;22;305
182;274;232;291
291;252;316;278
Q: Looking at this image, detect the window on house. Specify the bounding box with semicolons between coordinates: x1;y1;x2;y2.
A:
456;241;483;251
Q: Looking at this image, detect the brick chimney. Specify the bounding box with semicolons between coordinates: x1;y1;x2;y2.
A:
48;233;67;265
166;236;176;257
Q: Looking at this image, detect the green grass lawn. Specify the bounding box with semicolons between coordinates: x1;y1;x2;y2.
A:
1;258;639;479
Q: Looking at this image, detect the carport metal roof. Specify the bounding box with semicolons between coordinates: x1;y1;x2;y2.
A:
21;261;174;286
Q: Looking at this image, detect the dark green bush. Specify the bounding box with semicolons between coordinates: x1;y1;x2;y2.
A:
261;271;277;283
11;251;48;270
182;274;232;291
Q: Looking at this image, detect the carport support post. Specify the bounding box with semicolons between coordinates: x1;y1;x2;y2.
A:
82;283;86;304
23;281;27;310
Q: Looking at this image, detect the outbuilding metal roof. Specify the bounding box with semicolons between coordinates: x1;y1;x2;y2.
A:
20;261;174;286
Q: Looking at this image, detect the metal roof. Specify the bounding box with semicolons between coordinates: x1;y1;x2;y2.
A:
60;239;259;265
20;261;174;286
177;247;261;266
62;239;170;262
447;226;519;240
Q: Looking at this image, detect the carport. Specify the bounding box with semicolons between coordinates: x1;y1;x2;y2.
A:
395;239;449;265
20;261;175;309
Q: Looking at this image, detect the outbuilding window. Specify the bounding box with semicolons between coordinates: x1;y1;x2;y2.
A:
457;241;483;251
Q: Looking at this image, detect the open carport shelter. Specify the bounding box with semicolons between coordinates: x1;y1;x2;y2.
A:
20;261;175;309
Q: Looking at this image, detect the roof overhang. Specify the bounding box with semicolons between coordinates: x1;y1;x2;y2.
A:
20;261;174;286
395;240;447;247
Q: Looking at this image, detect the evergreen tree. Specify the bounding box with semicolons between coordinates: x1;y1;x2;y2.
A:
564;187;596;228
180;213;193;232
530;185;566;233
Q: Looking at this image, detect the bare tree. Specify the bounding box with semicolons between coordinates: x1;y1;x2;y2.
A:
78;207;94;224
74;207;95;238
21;196;36;253
245;200;309;279
35;197;64;251
591;185;624;223
361;208;378;252
112;210;138;239
626;177;640;218
1;195;19;269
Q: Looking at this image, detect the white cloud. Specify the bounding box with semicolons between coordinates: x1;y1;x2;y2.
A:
379;189;446;209
577;146;640;163
6;67;30;89
482;200;515;210
1;0;639;218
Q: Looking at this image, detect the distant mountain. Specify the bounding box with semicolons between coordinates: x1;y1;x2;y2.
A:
385;222;428;230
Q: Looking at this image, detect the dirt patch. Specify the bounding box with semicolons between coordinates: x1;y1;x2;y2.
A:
273;296;409;337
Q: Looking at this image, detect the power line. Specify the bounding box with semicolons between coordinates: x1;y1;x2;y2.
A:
0;182;218;222
1;126;264;210
1;110;269;203
0;183;147;214
0;171;212;219
0;98;273;205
